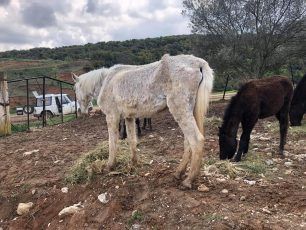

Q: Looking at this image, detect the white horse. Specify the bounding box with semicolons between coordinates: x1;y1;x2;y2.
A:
97;54;214;188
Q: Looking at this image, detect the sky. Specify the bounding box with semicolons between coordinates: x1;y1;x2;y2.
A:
0;0;191;52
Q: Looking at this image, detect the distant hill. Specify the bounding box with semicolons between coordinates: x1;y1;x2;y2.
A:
0;35;195;70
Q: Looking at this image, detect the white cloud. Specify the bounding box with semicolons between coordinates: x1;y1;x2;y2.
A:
0;0;190;52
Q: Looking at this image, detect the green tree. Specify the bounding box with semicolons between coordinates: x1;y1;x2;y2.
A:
183;0;306;77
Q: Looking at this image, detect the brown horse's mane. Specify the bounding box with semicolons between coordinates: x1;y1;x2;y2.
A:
220;88;243;132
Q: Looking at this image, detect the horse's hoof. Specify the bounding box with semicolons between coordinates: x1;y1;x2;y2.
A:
173;171;182;180
181;178;192;189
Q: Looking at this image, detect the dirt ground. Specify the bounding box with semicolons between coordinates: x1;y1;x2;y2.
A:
0;101;305;230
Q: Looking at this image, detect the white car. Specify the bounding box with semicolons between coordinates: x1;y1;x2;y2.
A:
33;93;80;118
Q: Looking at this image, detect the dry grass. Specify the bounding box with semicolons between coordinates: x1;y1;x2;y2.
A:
65;140;149;184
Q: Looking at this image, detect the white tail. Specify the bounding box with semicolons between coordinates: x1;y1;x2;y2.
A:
194;62;214;135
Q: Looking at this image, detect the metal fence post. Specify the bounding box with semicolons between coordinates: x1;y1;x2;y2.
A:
60;82;63;123
222;74;229;100
42;77;46;127
75;92;78;118
26;79;30;131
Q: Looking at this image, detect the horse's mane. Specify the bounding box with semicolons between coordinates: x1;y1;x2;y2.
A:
78;67;110;98
220;94;240;131
292;73;306;104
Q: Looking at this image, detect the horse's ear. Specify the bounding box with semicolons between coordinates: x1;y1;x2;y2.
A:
71;72;79;83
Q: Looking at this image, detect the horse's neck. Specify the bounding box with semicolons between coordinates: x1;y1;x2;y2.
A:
88;69;108;99
222;101;243;137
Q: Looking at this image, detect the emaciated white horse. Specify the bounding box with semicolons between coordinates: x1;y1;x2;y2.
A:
97;54;214;188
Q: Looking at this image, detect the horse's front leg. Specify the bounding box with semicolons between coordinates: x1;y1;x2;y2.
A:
235;132;250;162
125;117;138;165
234;116;257;162
106;115;120;170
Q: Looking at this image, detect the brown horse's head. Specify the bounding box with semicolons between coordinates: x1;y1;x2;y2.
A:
218;127;237;160
289;103;304;126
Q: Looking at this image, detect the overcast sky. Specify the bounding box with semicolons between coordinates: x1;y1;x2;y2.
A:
0;0;190;52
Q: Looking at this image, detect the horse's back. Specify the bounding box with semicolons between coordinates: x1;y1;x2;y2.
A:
238;76;293;118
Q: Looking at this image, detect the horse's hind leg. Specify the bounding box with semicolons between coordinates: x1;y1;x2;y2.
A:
169;110;204;188
106;114;120;170
125;117;138;165
276;102;290;157
174;138;191;179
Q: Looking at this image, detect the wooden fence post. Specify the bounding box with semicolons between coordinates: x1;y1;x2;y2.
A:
0;72;11;136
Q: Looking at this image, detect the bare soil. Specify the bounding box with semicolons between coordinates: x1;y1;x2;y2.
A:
0;101;305;230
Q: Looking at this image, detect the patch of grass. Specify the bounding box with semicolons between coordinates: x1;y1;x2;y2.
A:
202;213;223;223
289;121;306;134
65;140;147;184
128;210;143;226
237;153;267;176
203;153;267;179
205;116;222;126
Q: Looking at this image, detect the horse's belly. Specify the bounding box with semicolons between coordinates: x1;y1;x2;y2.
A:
122;96;167;118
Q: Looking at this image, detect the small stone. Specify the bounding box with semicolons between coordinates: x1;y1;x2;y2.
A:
61;187;69;193
262;207;271;214
149;135;154;138
284;162;293;167
224;216;229;220
229;194;236;199
216;178;226;182
115;185;119;189
240;196;246;201
265;159;273;166
31;189;36;195
244;179;256;185
144;172;150;177
197;184;210;192
284;169;292;175
23;149;39;156
54;160;60;164
266;152;273;157
221;189;228;194
303;172;306;175
58;202;83;216
132;224;141;230
98;193;109;204
17;202;34;215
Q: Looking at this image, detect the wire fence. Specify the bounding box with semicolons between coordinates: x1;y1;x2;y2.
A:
8;76;78;133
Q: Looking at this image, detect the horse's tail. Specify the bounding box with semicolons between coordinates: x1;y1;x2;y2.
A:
194;61;214;135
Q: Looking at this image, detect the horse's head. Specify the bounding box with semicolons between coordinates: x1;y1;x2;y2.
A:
218;127;237;160
72;73;92;115
289;103;304;126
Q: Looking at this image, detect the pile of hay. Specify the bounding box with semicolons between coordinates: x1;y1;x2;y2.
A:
65;140;148;184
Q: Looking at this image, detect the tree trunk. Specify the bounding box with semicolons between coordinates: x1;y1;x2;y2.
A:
0;72;11;136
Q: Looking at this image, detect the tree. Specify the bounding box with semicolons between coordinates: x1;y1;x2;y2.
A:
183;0;306;77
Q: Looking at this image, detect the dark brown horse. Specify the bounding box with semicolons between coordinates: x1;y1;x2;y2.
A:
290;73;306;126
219;76;293;162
